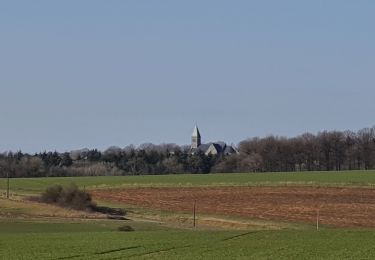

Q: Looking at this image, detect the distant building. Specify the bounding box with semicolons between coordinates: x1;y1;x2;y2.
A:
190;125;238;156
191;125;201;149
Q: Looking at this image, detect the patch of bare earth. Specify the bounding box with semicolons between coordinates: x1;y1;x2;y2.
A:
91;186;375;228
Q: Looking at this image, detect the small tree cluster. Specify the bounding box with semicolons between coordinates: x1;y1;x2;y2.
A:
41;184;95;210
230;127;375;172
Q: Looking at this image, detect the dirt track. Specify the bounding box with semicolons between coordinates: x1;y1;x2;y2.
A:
91;186;375;227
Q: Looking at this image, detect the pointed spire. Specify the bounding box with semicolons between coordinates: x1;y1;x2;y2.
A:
192;125;201;138
191;124;202;149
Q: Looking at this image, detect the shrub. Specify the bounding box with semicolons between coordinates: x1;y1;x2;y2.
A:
117;225;134;232
41;184;63;203
41;184;95;210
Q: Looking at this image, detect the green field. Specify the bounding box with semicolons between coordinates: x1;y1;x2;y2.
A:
2;171;375;259
2;170;375;195
1;221;375;260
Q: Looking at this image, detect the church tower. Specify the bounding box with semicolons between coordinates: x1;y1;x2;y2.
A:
191;125;201;149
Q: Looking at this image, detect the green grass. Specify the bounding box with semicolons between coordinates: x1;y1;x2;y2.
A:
1;221;375;259
1;170;375;195
0;219;172;233
0;220;116;233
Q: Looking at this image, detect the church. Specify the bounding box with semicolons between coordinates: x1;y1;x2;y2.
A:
190;125;238;156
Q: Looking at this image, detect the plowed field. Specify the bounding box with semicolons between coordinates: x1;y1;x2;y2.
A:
92;186;375;227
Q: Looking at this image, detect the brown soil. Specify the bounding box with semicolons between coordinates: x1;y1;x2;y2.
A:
91;186;375;228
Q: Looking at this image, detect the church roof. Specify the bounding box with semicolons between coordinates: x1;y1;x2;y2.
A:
223;145;237;154
192;125;201;138
190;142;237;155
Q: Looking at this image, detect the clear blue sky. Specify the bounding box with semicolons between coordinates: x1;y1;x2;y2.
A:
0;1;374;153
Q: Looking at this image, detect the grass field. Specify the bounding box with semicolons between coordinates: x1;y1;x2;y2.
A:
2;170;375;259
1;221;375;260
2;170;375;195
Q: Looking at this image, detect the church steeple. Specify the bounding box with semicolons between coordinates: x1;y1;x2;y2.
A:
191;125;201;149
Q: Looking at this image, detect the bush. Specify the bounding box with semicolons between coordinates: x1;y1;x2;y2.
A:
117;225;134;232
41;184;95;210
41;185;63;203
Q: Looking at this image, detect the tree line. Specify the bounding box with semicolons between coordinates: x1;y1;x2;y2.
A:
0;126;374;178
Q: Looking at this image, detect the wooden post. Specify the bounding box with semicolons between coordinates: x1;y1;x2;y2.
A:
193;200;196;228
6;171;9;199
316;209;320;231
